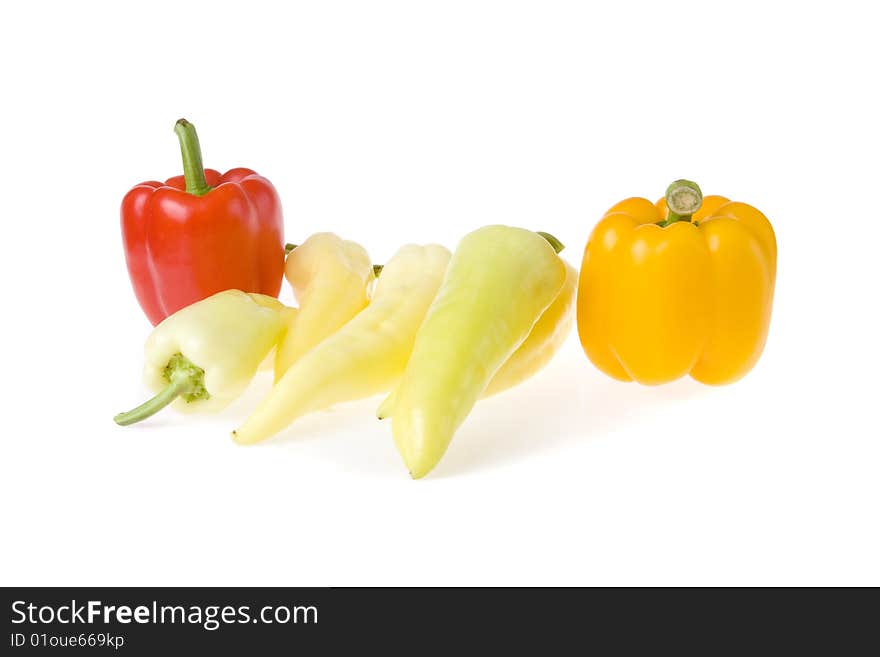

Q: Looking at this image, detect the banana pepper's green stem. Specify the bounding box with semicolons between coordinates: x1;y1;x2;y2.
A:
662;179;703;226
113;353;208;426
537;231;565;254
173;119;212;197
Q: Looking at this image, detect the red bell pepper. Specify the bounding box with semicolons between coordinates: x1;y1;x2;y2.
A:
121;119;285;325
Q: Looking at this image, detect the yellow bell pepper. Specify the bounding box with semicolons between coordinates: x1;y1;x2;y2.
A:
114;290;293;425
483;259;577;397
379;226;567;478
233;244;451;444
577;179;777;385
274;233;374;380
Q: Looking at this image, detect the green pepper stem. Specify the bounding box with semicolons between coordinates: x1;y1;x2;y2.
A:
173;118;212;196
113;374;192;426
114;353;208;426
537;231;565;254
662;179;702;226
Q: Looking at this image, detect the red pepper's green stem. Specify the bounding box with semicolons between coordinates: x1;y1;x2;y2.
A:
114;353;208;426
174;119;212;197
662;179;703;226
537;231;565;254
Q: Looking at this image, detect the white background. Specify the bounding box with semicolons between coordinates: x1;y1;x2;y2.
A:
1;1;878;586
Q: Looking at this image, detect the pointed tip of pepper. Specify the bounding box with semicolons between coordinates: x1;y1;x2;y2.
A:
407;464;431;480
402;447;435;479
231;428;262;445
376;392;396;420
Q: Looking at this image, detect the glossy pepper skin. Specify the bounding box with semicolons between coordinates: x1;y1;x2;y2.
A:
234;243;451;444
273;233;374;380
121;119;284;326
379;226;567;478
577;180;776;385
483;259;577;397
113;290;293;426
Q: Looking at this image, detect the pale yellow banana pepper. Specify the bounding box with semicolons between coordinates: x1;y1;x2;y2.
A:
233;244;451;444
483;260;577;397
274;233;374;381
114;290;293;425
379;226;567;479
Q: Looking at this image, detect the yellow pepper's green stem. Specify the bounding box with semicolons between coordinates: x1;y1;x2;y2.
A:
174;119;213;197
114;353;207;426
662;179;703;226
